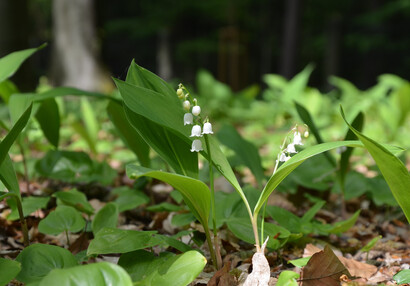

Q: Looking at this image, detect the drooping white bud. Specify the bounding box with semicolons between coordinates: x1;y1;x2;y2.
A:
202;122;213;134
184;113;193;125
190;139;203;152
192;105;201;116
286;143;297;154
293;131;303;145
304;130;309;138
190;125;202;137
177;88;184;99
183;100;191;111
279;152;291;162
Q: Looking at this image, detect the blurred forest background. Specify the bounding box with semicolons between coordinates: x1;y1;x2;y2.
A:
1;0;410;93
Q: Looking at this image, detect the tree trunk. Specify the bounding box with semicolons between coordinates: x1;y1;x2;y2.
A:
51;0;106;91
279;0;301;79
157;28;172;81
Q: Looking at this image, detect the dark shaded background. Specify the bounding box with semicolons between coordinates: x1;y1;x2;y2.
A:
1;0;410;92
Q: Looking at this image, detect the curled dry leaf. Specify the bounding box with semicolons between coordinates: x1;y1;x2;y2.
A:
243;238;270;286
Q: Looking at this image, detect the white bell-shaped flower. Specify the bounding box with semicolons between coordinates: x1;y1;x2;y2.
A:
183;100;191;111
293;131;303;145
279;152;291;162
286;143;297;154
190;125;202;137
192;105;201;116
184;113;193;125
191;139;203;152
202;122;213;134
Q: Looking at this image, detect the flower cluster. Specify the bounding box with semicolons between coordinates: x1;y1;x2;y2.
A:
277;128;308;163
177;84;214;152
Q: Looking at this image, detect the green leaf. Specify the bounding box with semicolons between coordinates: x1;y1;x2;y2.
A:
126;165;210;229
92;202;119;235
288;257;311;268
254;140;365;216
0;257;21;286
154;234;193;252
276;270;300;286
294;101;336;166
265;206;302;233
0;155;20;195
7;196;50;221
393;269;410;284
16;244;78;285
146;202;182;212
121;90;197;178
111;186;150;212
0;104;33;169
341;106;410;223
53;188;94;215
0;44;46;84
35;98;60;148
361;235;382;253
80;98;99;150
301;200;325;224
39;262;132;286
217;124;265;184
119;250;206;286
38;205;86;236
339;112;364;192
0;79;19;103
107;100;150;167
227;217;290;250
171;213;196;227
327;210;360;234
87;227;161;255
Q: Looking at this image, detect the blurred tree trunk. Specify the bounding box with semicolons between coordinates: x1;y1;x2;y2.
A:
324;15;342;91
279;0;301;79
51;0;107;91
157;28;172;81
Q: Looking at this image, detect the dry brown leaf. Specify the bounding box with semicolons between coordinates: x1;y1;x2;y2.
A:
303;244;377;279
208;262;231;286
301;245;351;286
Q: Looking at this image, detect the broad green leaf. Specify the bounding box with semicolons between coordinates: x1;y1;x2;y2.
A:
124;106;197;177
227;217;290;250
276;270;300;286
154;234;193;253
217;124;265;184
39;262;132;286
0;257;21;286
7;196;50;221
38;205;85;235
393;269;410;284
254;141;365;216
341;106;410;223
53;188;94;215
111;186;150;212
107;100;150;167
171;213;196;227
119;250;206;286
87;227;161;255
146;202;182;212
70;121;97;154
92;202;118;235
265;206;302;233
126;165;210;228
288;257;311;268
36;150;116;185
35;98;60;148
16;244;78;285
0;44;46;84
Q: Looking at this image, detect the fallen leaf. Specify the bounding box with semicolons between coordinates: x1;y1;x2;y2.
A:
303;244;377;279
208;261;231;286
301;245;351;286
